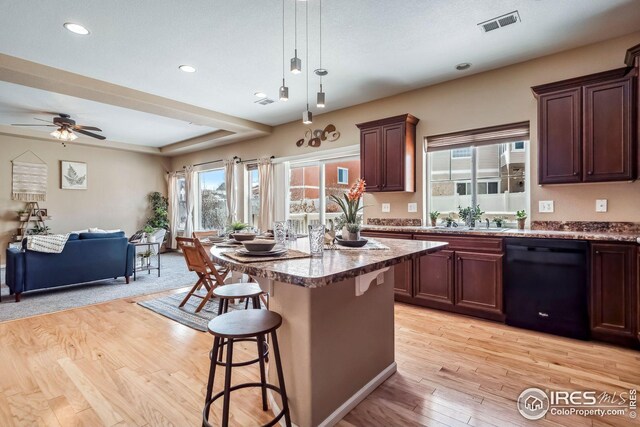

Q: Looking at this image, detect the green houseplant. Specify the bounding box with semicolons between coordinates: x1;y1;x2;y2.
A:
27;225;50;236
493;216;506;228
515;210;527;230
145;191;169;238
330;178;365;241
429;210;440;227
458;204;484;228
228;221;249;232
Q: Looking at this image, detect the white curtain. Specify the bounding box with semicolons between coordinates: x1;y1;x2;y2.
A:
273;162;288;222
166;171;181;249
224;159;236;224
257;158;274;231
183;165;196;239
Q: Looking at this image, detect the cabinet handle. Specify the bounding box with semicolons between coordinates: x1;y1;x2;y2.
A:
595;250;600;254
573;172;578;176
587;171;593;175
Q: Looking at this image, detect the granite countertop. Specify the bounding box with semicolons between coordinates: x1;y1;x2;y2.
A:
209;238;447;288
362;225;640;243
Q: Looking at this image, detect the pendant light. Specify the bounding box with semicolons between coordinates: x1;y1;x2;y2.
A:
279;0;289;101
316;0;326;108
302;1;312;124
290;0;302;74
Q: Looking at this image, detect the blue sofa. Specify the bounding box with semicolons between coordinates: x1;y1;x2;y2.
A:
5;231;135;302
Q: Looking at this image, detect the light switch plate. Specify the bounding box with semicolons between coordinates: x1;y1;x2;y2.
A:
596;199;608;213
407;203;417;213
381;203;390;213
539;200;554;213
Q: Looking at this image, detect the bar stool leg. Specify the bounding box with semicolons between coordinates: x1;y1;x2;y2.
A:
221;337;234;427
256;333;268;411
217;299;226;363
203;337;221;427
270;331;292;427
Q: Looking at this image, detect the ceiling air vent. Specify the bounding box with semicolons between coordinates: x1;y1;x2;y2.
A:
478;11;520;33
254;98;275;105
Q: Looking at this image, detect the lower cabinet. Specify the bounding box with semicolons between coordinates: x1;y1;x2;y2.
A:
590;243;638;347
454;251;504;321
414;249;455;309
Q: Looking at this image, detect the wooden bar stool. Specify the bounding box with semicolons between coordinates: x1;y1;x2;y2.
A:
203;310;292;427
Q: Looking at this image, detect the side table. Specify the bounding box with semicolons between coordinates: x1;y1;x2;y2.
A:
133;242;161;281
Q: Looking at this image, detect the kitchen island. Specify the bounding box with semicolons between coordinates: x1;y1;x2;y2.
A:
210;238;447;427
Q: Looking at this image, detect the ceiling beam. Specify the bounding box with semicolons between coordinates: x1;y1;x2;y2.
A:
0;53;272;150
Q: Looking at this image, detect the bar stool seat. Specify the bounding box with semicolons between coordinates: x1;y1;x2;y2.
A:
213;282;263;299
203;310;292;427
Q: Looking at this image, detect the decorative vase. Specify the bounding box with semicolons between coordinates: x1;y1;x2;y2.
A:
342;226;360;241
517;218;526;230
148;235;156;243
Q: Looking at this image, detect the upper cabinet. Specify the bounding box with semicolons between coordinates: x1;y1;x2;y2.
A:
356;114;419;192
532;67;637;185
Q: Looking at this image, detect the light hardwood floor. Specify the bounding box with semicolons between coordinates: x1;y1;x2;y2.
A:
0;290;638;427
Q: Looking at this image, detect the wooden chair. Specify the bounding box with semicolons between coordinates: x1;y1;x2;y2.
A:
193;230;219;240
176;237;229;313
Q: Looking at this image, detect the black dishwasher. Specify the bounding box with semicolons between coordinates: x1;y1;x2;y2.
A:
504;238;589;340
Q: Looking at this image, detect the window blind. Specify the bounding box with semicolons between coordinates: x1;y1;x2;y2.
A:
425;121;530;152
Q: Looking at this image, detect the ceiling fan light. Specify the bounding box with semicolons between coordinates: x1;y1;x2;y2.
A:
302;109;313;125
68;132;78;141
50;129;62;139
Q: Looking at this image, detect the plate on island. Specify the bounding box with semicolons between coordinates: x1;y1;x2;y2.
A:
235;247;288;257
335;236;368;248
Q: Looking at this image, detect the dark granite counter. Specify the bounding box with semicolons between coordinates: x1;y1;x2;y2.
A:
362;225;640;243
209;238;447;287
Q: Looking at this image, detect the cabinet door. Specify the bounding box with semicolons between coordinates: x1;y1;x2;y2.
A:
455;251;504;321
381;123;405;191
415;249;455;310
591;243;636;345
637;250;640;344
393;260;414;302
538;88;582;184
583;78;634;182
360;127;382;192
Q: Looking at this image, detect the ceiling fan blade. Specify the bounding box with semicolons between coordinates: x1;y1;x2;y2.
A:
74;128;106;140
74;125;103;132
11;124;56;127
33;117;53;123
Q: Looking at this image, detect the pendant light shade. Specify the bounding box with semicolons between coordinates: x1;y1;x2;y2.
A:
302;108;313;124
316;84;325;108
279;81;289;101
290;52;302;74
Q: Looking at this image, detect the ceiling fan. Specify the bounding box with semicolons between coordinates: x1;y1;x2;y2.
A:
11;113;106;144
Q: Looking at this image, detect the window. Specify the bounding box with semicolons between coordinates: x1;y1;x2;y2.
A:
176;176;187;230
429;141;528;215
197;168;227;231
337;167;349;184
247;168;260;227
451;147;472;159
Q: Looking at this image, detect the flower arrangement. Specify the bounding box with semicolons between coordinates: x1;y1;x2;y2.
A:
330;178;365;240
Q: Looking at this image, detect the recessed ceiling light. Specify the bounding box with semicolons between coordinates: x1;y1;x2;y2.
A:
63;22;90;35
456;63;472;71
179;65;196;73
254;92;267;99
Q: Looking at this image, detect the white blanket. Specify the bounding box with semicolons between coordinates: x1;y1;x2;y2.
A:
26;234;71;253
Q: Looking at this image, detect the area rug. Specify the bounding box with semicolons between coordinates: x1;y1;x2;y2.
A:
138;291;257;331
0;252;194;322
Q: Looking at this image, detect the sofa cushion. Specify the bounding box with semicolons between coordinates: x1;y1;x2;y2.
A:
68;233;80;241
79;231;126;239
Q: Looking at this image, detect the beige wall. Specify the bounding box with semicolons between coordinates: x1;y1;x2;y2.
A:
171;31;640;225
1;134;169;263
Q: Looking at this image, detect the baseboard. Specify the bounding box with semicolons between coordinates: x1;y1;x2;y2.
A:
268;362;397;427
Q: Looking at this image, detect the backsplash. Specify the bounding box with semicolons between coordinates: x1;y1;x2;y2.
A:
366;218;423;226
532;221;640;234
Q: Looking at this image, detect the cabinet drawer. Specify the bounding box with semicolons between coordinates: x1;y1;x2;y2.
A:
413;234;503;253
361;231;413;240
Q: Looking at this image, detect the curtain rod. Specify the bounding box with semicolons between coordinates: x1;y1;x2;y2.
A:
167;155;275;174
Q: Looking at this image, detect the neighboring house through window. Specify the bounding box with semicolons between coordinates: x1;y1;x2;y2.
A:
337;167;349;184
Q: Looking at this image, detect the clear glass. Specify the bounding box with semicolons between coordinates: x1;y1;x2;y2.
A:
324;156;361;225
197;169;227;231
274;221;287;246
287;219;298;242
308;224;325;257
428;141;528;217
247;168;260;228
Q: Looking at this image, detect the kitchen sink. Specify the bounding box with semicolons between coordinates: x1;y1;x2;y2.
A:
425;226;510;232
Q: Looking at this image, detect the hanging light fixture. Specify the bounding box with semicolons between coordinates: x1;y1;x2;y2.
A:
316;0;326;108
50;127;77;142
290;0;302;74
302;0;312;124
279;0;289;101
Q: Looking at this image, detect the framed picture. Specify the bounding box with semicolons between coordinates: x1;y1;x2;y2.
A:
33;208;47;218
61;161;88;190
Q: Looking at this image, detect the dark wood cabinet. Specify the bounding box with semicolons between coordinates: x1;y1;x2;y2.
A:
356;114;418;193
583;77;634;182
415;249;454;309
455;251;504;321
361;231;414;302
532;68;637;184
537;88;582;184
590;243;637;347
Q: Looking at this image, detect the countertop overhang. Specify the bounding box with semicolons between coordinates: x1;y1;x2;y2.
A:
209;238;447;287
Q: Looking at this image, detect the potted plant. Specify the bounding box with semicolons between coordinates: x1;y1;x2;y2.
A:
516;210;527;230
330;178;366;241
17;209;30;222
458;204;484;228
143;225;155;242
444;215;455;227
228;221;249;233
429;211;440;227
493;216;505;228
27;225;51;236
145;192;169;246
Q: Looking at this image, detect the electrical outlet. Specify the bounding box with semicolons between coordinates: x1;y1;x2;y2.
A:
407;203;417;213
381;203;390;213
539;200;554;213
596;199;608;213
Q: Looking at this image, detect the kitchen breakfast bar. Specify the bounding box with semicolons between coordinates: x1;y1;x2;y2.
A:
210;238;447;427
